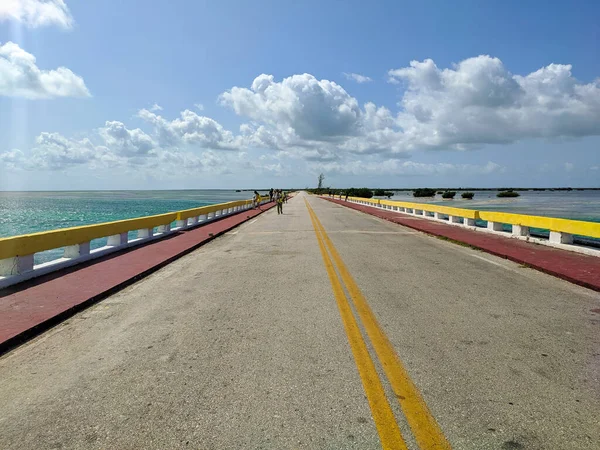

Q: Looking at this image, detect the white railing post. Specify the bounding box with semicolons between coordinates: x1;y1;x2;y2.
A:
207;212;215;220
0;255;34;276
512;225;530;237
464;218;476;227
64;242;91;258
157;223;171;234
188;217;198;226
488;221;503;232
434;212;442;220
175;219;188;229
138;228;153;239
549;231;573;244
449;215;461;224
107;233;128;246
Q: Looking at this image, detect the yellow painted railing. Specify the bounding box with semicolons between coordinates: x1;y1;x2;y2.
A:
342;196;600;240
176;199;253;221
477;211;600;239
346;196;479;219
0;212;178;260
0;199;260;261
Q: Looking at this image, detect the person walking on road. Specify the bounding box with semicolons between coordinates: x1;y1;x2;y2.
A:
253;190;262;210
276;189;284;214
269;188;274;202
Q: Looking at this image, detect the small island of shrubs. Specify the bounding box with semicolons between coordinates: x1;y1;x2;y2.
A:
442;191;456;199
461;192;475;199
497;190;520;198
413;188;437;198
374;189;395;198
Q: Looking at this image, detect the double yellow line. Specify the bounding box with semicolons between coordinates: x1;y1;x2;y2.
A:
305;199;451;450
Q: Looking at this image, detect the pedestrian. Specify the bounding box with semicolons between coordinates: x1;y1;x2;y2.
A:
276;189;284;214
253;190;262;210
345;191;349;201
269;188;274;202
283;191;288;203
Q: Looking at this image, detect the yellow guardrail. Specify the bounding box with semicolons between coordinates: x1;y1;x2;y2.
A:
0;212;178;260
478;211;600;239
0;198;260;260
176;199;253;221
342;196;600;239
347;196;479;219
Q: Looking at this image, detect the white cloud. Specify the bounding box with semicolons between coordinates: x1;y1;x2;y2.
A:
343;72;373;83
0;41;90;99
138;108;243;150
0;0;73;29
388;56;600;149
99;121;156;157
220;73;362;141
591;166;599;171
194;103;204;111
149;103;163;112
221;61;600;165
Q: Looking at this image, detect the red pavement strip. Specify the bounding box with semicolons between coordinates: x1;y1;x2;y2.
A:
324;197;600;292
0;203;275;355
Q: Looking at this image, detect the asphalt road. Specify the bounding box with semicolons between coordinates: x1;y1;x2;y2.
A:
1;192;599;449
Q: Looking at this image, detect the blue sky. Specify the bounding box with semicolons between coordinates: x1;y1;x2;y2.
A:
0;0;599;190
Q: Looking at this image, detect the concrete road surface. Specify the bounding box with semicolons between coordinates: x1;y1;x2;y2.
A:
1;192;599;449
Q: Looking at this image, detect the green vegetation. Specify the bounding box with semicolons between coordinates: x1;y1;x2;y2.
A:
497;190;520;198
374;189;395;198
441;191;456;199
413;188;437;198
461;192;475;199
436;191;443;194
347;187;374;198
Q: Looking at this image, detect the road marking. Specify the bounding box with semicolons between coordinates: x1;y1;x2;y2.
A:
305;200;407;450
248;219;258;225
468;253;510;269
306;199;452;450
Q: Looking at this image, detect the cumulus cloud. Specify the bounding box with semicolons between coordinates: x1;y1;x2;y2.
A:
219;57;600;164
343;72;373;83
0;0;73;29
149;103;163;112
389;55;600;149
138;108;243;150
220;73;362;141
194;103;204;111
3;54;599;180
0;41;90;99
99;121;156;157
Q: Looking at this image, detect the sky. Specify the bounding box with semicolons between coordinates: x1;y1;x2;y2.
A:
0;0;599;191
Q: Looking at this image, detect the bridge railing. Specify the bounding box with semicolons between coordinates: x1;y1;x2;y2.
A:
0;197;269;289
342;196;600;256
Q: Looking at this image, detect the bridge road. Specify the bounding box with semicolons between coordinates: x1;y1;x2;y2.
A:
0;192;599;449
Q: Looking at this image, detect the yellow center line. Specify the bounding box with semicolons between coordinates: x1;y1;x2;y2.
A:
305;199;407;450
306;198;452;450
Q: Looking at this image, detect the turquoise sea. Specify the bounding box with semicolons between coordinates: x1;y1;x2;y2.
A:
1;189;599;263
0;190;259;264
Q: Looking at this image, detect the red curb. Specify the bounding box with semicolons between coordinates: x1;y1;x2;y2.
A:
0;203;276;355
324;197;600;292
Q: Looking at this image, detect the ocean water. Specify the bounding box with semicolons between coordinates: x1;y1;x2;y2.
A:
387;190;600;223
0;190;257;264
1;189;599;263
